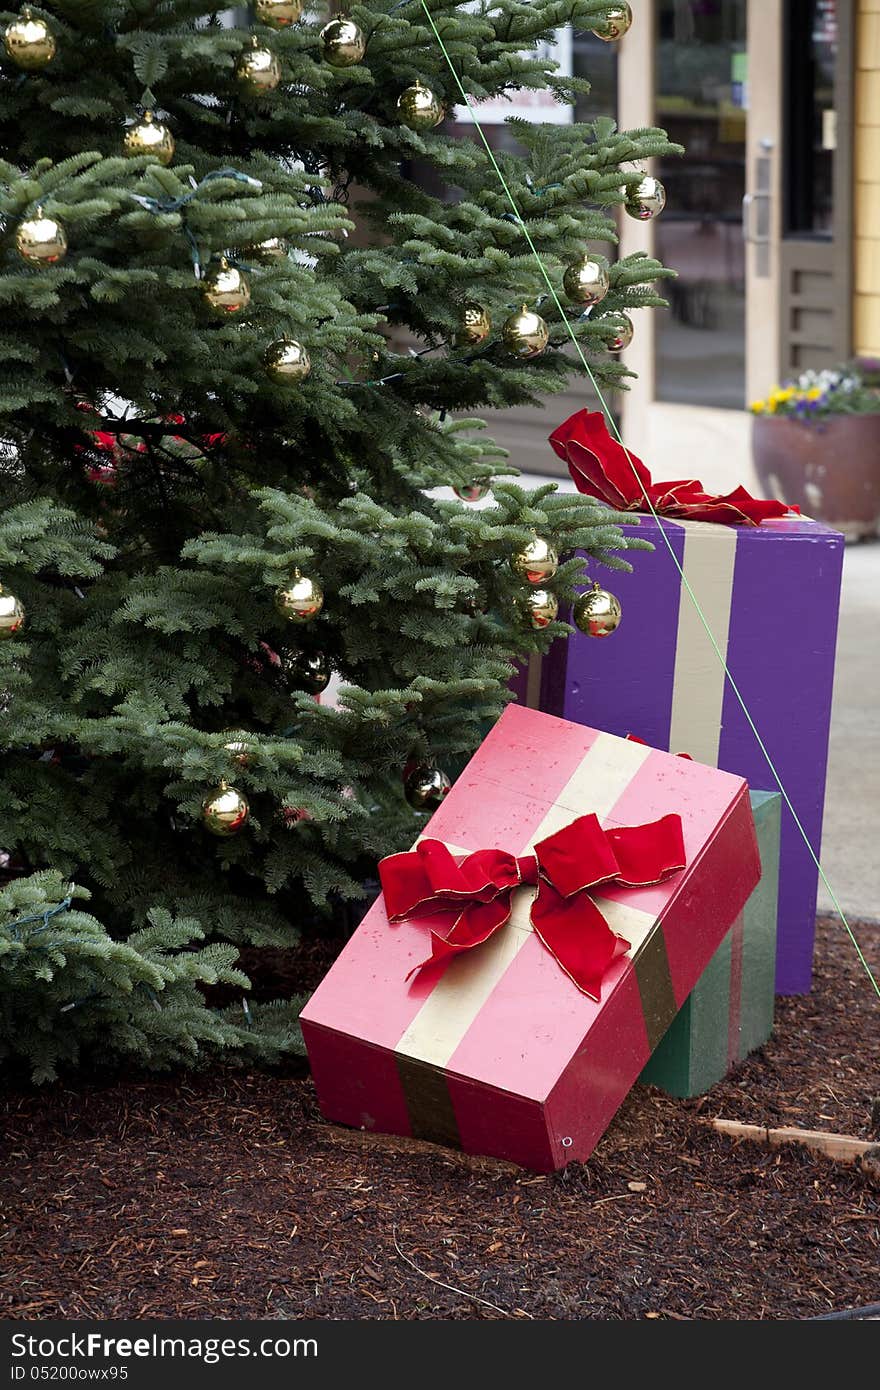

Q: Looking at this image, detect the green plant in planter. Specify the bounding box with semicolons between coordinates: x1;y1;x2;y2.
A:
751;365;880;420
751;363;880;538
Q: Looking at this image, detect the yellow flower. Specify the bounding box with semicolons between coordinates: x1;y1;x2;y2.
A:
750;399;766;414
772;387;795;404
765;396;778;413
807;386;822;400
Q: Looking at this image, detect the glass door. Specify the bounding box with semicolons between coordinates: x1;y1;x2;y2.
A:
777;0;853;379
653;0;748;410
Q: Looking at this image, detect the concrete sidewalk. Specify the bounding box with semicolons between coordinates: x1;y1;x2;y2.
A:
818;541;880;918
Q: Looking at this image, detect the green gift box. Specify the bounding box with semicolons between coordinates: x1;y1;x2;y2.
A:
640;790;781;1098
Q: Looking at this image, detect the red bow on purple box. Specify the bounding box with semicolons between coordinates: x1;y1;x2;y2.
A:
549;409;795;526
379;812;686;1001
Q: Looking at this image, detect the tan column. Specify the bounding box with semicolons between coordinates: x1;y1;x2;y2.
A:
855;0;880;355
617;3;656;457
744;0;783;404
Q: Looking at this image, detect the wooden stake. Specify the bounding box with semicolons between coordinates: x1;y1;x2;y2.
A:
708;1118;880;1171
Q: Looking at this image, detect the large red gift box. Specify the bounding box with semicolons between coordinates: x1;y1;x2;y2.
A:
300;705;760;1171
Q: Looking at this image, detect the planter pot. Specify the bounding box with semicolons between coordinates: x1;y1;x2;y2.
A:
752;412;880;540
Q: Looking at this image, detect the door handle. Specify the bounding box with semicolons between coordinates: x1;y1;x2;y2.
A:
742;190;771;245
742;193;754;243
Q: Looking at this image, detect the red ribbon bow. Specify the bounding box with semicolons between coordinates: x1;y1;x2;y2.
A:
379;812;686;1001
548;409;796;526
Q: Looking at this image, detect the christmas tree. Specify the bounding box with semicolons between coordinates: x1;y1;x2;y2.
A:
0;0;678;1079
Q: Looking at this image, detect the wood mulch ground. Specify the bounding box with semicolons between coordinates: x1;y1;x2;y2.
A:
1;913;878;1322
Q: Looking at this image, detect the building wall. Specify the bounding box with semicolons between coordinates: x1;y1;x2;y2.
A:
854;0;880;355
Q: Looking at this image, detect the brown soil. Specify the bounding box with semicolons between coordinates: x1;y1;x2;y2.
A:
1;914;878;1322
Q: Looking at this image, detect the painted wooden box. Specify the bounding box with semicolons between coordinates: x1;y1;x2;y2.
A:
513;515;842;994
641;789;781;1097
301;706;760;1172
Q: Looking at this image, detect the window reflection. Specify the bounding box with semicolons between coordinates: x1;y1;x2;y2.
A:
785;0;836;237
572;28;619;121
654;0;747;409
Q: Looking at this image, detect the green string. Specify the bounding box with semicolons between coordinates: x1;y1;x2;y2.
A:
421;0;879;1000
5;896;73;942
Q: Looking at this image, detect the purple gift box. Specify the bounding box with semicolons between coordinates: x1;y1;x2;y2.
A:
513;515;844;994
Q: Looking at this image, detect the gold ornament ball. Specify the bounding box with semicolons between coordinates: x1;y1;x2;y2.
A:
625;174;667;222
0;585;25;639
511;537;558;585
264;337;311;383
274;572;324;624
453;481;488;502
201;780;249;837
397;82;445;131
404;764;452;811
123;111;175;166
3;8;56;70
607;313;634;352
591;3;633;41
236;40;282;91
202;259;251;314
573;583;622;638
456;301;491;347
239;236;287;263
16;207;66;265
282;647;331;694
502;305;549;359
563;255;610;308
320;17;366;67
522;588;559;630
254;0;303;26
222;731;252;767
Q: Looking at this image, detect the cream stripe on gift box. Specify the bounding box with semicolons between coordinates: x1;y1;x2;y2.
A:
394;734;655;1072
668;519;738;767
592;896;657;957
525;651;543;710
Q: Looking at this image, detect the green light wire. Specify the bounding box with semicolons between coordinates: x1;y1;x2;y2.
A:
420;0;879;999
